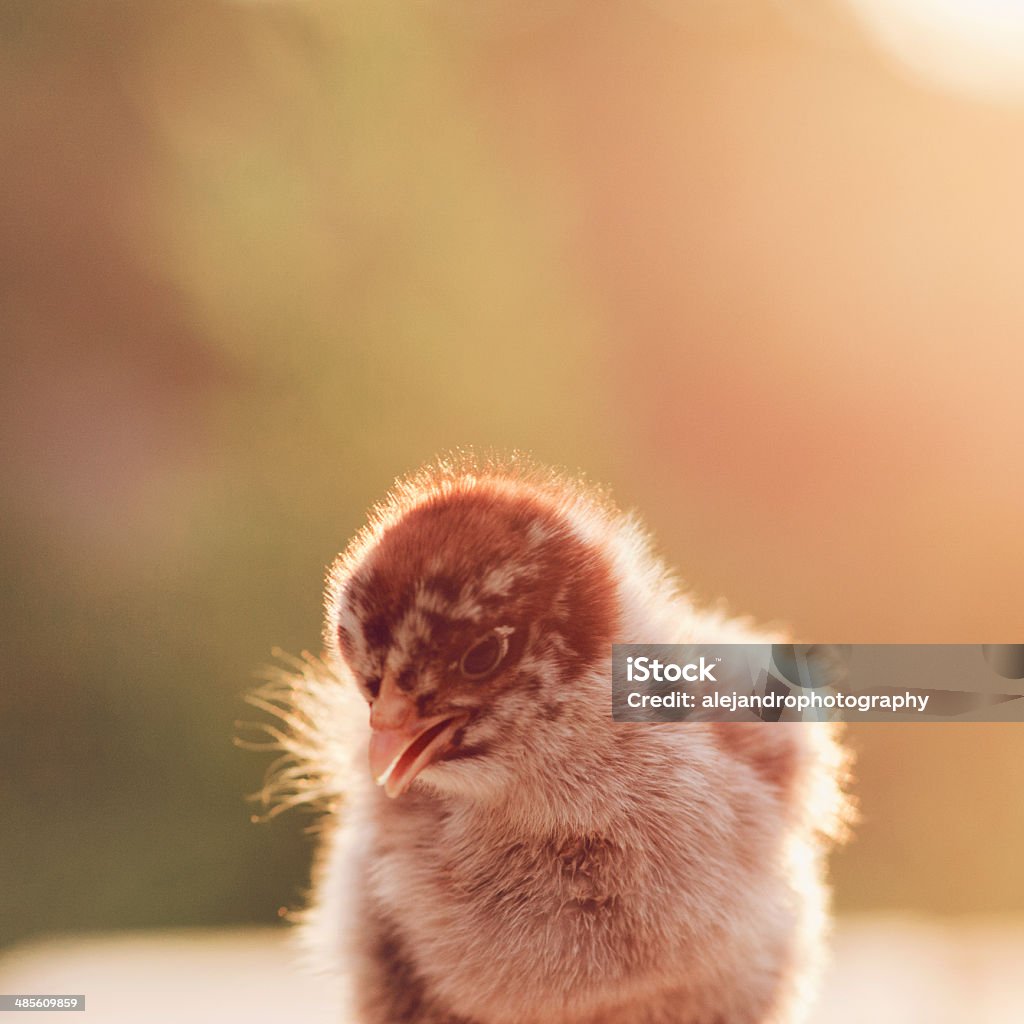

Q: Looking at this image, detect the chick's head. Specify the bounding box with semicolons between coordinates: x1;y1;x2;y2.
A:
326;469;619;800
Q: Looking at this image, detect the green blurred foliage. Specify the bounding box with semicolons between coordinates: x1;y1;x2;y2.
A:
0;0;608;950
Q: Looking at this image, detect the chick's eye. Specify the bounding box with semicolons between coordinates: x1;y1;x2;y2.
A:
459;630;509;681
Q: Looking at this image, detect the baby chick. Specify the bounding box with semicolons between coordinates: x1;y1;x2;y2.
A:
264;456;849;1024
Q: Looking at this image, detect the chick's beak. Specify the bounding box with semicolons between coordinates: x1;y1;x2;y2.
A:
368;675;466;799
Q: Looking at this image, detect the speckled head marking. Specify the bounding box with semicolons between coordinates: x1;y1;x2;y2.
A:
332;488;616;701
324;457;620;798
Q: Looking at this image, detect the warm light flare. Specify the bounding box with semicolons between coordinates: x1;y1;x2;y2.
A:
850;0;1024;100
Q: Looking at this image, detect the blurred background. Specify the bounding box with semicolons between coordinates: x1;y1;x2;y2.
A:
2;0;1024;1018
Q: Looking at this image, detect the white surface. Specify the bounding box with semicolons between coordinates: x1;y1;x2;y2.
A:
0;929;341;1023
1;918;1022;1022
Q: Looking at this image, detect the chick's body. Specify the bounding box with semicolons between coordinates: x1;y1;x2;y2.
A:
279;460;847;1024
